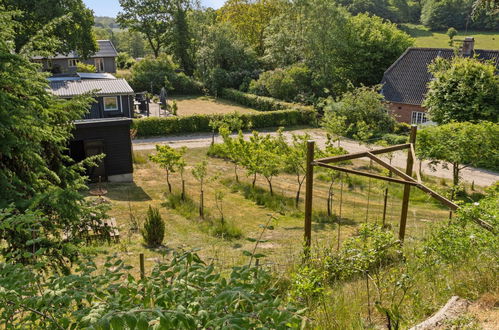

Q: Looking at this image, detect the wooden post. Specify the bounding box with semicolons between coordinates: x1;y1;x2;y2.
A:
139;253;145;279
399;125;417;241
382;188;388;227
304;141;315;250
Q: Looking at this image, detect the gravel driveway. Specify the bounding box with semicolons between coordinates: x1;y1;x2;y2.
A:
133;128;498;187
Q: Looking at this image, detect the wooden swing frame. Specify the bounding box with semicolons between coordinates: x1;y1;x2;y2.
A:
303;126;460;248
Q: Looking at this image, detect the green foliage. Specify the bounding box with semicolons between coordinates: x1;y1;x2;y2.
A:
3;0;97;56
325;224;402;282
424;56;499;124
321;86;396;142
416;122;499;187
128;54;176;93
289;265;326;303
0;250;304;328
446;27;458;45
149;145;186;193
421;0;499;30
221;88;314;112
142;206;165;247
171;100;178;115
0;12;106;270
380;133;409;145
249;63;313;102
116;52;136;69
209;219;243;240
76;62;96;73
132;109;317;137
195;23;259;93
164;192;198;219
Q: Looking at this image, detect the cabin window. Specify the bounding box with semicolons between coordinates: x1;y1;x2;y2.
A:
94;58;105;72
103;97;119;111
68;59;79;67
411;111;428;125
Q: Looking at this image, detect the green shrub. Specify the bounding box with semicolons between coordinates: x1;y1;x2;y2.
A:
220;88;313;112
381;133;408;145
164;192;198;219
132;109;317;137
142;206;165;247
209;219;242;240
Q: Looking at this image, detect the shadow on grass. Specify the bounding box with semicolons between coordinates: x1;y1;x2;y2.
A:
92;182;152;202
399;24;433;37
222;178;302;217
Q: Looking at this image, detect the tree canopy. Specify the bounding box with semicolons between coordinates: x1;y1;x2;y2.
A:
424;56;499;124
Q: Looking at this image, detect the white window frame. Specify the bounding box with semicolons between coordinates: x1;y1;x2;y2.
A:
68;59;79;67
103;96;119;111
411;111;428;125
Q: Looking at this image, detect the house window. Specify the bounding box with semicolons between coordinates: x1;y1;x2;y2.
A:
411;111;428;125
103;97;119;111
68;59;79;67
94;58;105;72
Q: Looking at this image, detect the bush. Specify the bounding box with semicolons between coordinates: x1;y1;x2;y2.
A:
117;52;136;70
248;64;313;102
209;219;242;240
171;72;204;95
132;109;317;137
142;206;165;247
381;133;408;145
220;88;313;112
164;192;198;219
76;62;96;73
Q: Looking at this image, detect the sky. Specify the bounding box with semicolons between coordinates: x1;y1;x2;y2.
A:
83;0;225;17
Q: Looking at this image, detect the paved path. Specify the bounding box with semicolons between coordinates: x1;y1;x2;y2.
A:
133;128;498;187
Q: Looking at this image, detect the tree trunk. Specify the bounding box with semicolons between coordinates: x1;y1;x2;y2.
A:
211;130;215;145
199;189;204;219
252;174;257;188
295;175;305;207
452;163;460;188
234;164;239;183
166;171;172;193
181;179;185;201
266;177;273;196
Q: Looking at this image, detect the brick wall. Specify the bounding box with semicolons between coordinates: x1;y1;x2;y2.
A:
388;102;427;123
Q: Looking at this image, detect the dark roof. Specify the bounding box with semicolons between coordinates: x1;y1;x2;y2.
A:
49;79;134;97
32;40;118;60
381;48;499;105
74;117;132;128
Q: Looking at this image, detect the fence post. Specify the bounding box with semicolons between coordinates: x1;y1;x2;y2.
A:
304;141;315;251
139;253;145;280
382;188;388;227
399;125;417;241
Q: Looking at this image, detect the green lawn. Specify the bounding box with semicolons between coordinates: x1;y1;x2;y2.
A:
401;24;499;50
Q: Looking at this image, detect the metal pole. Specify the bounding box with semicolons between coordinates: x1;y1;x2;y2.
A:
399;125;417;241
139;253;145;279
304;141;315;250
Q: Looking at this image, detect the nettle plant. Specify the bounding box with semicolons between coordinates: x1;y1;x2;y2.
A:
0;250;304;329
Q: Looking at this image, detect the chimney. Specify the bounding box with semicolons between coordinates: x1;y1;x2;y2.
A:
461;37;475;56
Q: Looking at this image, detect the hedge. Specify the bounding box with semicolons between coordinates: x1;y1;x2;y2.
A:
133;109;317;137
220;88;312;112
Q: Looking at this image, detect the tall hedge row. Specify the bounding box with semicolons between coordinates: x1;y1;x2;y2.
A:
220;88;312;112
132;109;316;137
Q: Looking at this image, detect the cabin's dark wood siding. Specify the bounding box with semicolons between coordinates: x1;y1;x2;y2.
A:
73;119;133;177
83;95;133;119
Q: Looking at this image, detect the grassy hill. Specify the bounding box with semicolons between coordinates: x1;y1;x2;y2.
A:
401;24;499;50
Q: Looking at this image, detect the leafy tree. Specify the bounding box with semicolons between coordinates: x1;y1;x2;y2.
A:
116;52;136;69
142;206;165;247
168;0;195;74
208;114;245;145
424;56;499;124
0;9;105;270
195;23;259;92
1;0;97;57
446;27;458;46
321;86;396;141
416;122;499;193
117;0;174;57
192;160;208;218
114;30;148;58
218;0;283;56
149;145;186;193
129;55;177;93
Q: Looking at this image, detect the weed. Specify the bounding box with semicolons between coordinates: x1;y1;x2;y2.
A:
132;151;148;165
163;192;198;219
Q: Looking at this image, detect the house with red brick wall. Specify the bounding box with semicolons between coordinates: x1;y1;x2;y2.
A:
380;38;499;124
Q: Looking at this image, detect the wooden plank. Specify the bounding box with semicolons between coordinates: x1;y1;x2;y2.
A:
399;126;417;241
304;141;315;250
315;143;411;164
314;162;418;186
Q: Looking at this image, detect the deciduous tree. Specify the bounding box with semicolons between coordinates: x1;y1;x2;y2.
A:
149;145;186;193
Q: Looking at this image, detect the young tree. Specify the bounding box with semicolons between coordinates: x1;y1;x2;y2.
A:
283;133;313;206
149;145;186;193
118;0;174;58
322;115;347;147
192;159;208;218
416;122;498;197
208;114;244;145
424;56;499;124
